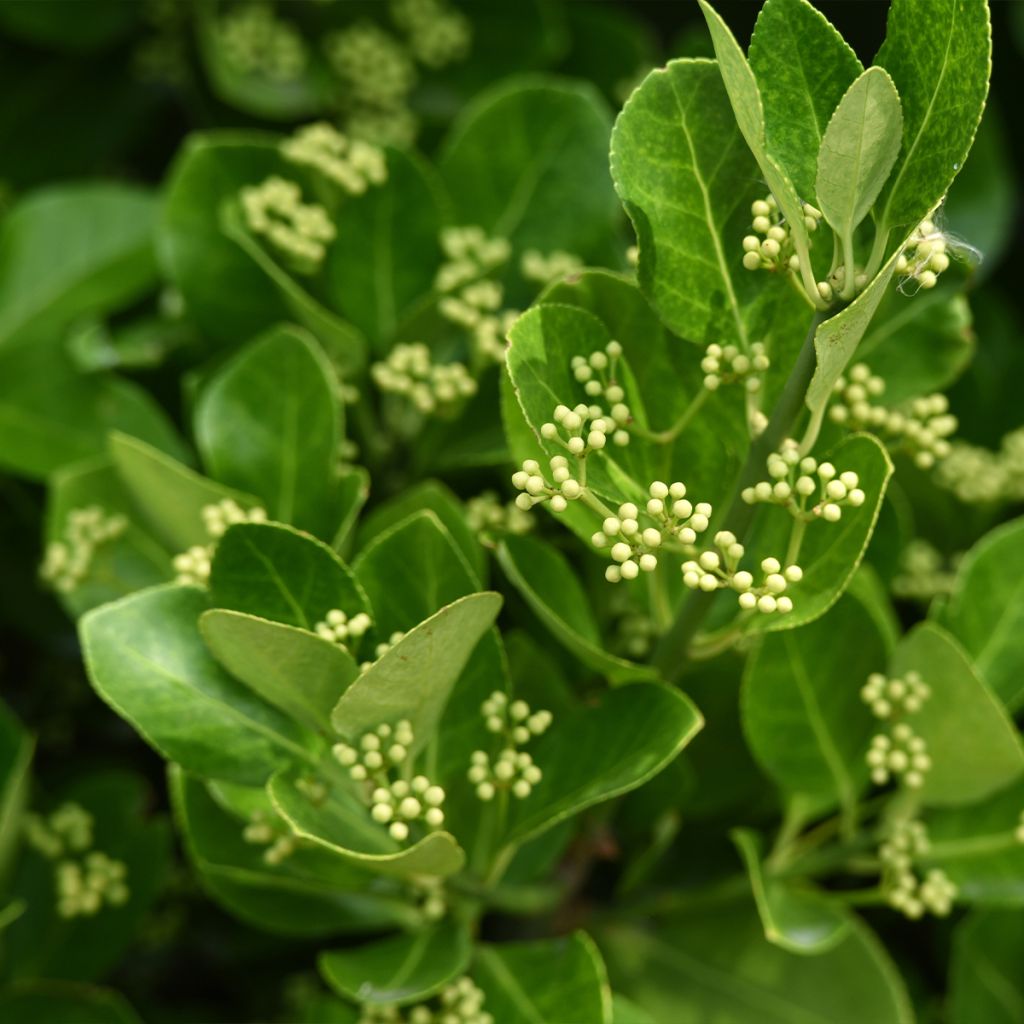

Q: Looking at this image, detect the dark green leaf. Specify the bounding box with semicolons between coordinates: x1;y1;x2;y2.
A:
949;911;1024;1023
0;982;141;1024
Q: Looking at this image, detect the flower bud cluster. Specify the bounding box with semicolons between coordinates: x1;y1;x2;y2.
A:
701;342;769;394
896;219;951;291
435;226;511;293
741;195;820;274
281;122;387;194
325;22;416;109
566;341;632;442
511;455;584;514
891;540;958;603
742;442;865;523
867;722;932;789
520;248;583;285
56;851;130;919
464;491;534;543
542;400;628;456
24;802;93;859
469;692;551;802
682;545;801;615
314;609;373;649
615;611;655;659
830;364;957;470
592;481;711;583
216;3;307;82
934;427;1024;505
391;0;472;69
861;671;931;720
371;343;477;414
438;279;518;364
878;819;957;919
410;875;447;922
242;810;297;866
358;975;492;1024
240;176;336;273
40;506;127;594
174;500;267;586
333;721;446;842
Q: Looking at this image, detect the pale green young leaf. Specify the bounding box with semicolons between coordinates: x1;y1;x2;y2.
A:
731;828;850;955
209;521;370;630
319;921;472;1007
742;592;886;812
194;325;341;537
200;610;359;735
81;586;318;785
748;0;863;201
108;432;261;552
439;75;619;257
942;516;1024;712
475;933;612;1024
496;535;655;684
506;683;702;846
610;59;761;349
949;911;1024;1023
267;766;465;878
601;904;914;1024
331;592;502;751
875;0;992;234
890;623;1024;806
816;68;903;240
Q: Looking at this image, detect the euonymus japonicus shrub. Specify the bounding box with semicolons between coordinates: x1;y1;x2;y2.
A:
5;0;1024;1020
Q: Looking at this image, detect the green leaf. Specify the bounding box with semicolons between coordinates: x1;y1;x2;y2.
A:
610;59;761;349
200;610;359;735
332;465;370;555
506;683;702;847
108;432;260;552
601;904;913;1024
194;324;341;537
742;592;886;811
745;433;894;635
497;535;654;684
950;911;1024;1023
925;776;1024;905
439;75;619;257
748;0;863;201
209;521;370;631
0;340;187;481
324;148;448;352
942;516;1024;712
889;623;1024;807
169;768;412;938
319;921;472;1006
267;766;465;878
356;481;485;585
876;0;992;233
816;68;903;240
0;982;141;1024
611;994;658;1024
332;593;501;751
731;828;850;955
475;933;612;1024
0;183;157;352
0;699;32;888
352;512;479;636
81;585;317;785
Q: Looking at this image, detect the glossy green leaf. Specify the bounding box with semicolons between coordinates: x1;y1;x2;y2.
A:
439;75;618;257
745;433;894;635
325;148;448;352
169;768;412;938
108;432;260;552
890;623;1024;806
611;995;658;1024
209;521;370;630
942;516;1024;712
602;904;913;1024
201;610;359;735
742;592;885;811
949;911;1024;1023
0;982;141;1024
497;535;654;684
610;59;761;349
732;828;850;955
331;465;370;555
475;933;612;1024
332;593;500;753
816;68;903;240
81;585;317;785
0;183;157;351
748;0;863;200
506;683;702;846
194;325;341;536
268;766;465;878
319;921;472;1006
876;0;992;233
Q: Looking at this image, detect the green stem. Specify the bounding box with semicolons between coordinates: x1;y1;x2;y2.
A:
652;309;829;680
833;886;887;907
630;389;710;445
840;232;857;301
864;222;892;281
785;517;808;567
